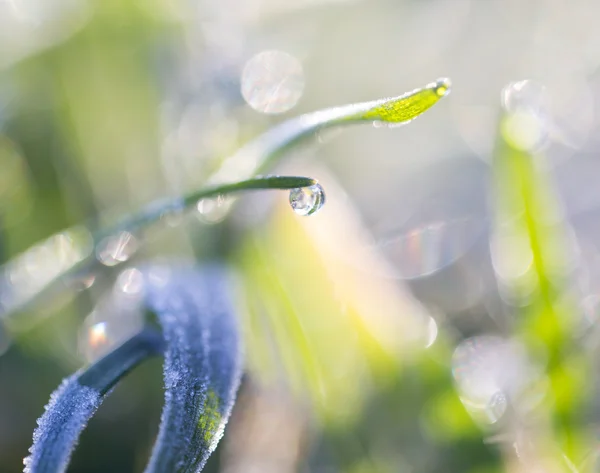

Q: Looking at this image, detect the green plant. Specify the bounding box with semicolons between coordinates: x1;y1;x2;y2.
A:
7;79;450;473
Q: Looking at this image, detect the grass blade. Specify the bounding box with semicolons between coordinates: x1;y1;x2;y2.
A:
146;266;241;473
142;264;242;473
24;329;163;473
25;264;242;472
0;175;316;321
210;78;451;183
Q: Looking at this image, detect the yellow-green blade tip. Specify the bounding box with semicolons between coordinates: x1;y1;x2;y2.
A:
358;77;452;124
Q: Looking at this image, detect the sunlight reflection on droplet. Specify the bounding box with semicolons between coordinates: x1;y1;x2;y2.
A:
241;50;305;114
485;391;507;424
96;231;138;267
74;274;96;291
501;80;546;114
289;184;326;216
452;336;545;426
116;268;144;295
501;80;548;152
197;195;231;224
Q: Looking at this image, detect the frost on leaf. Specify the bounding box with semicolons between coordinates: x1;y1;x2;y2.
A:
24;264;242;473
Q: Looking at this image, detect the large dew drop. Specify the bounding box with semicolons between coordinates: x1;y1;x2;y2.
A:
289;183;325;216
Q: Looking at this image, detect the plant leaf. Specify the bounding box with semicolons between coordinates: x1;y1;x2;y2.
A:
210;78;451;183
142;264;243;473
2;77;451;321
0;175;315;320
24;329;163;473
25;264;242;473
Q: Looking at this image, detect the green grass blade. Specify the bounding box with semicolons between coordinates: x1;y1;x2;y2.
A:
24;329;163;473
0;175;316;320
210;78;451;183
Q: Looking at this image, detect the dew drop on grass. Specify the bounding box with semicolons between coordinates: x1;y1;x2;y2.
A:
288;183;325;216
485;391;507;423
95;231;138;267
433;77;452;97
196;194;231;224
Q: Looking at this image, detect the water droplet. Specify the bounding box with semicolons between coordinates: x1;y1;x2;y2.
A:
452;336;544;426
289;184;326;216
160;206;185;228
433;77;452;97
74;274;96;291
486;391;507;423
95;231;138;267
501;80;546;114
116;268;144;295
197;194;231;224
500;80;549;151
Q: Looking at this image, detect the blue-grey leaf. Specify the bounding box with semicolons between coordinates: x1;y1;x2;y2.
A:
24;265;243;473
24;329;163;473
142;264;243;473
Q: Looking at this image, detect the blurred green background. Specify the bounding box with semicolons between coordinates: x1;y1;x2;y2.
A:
3;0;600;471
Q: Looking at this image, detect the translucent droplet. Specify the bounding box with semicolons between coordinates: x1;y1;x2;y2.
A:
433;77;452;97
289;184;326;216
74;274;96;291
500;80;548;151
95;231;138;267
501;80;546;114
452;336;544;426
160;206;185;228
485;391;507;423
197;194;231;224
116;268;144;295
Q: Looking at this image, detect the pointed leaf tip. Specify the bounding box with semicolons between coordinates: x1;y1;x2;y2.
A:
357;77;451;124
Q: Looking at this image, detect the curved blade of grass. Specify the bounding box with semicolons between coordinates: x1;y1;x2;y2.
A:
2;78;450;321
24;329;163;473
142;264;242;473
25;264;242;472
0;175;315;321
210;78;451;183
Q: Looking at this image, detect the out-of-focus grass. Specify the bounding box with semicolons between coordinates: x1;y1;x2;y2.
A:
488;87;590;470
